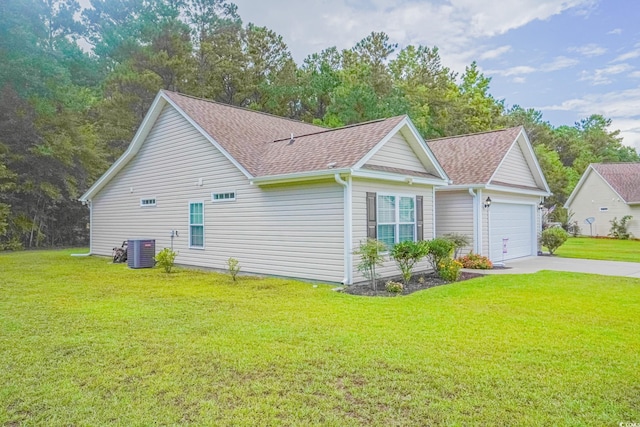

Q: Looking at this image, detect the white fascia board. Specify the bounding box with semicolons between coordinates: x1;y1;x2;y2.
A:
351;169;448;186
250;168;352;185
79;91;167;202
517;129;551;193
485;183;551;197
435;184;485;192
403;118;450;181
567;165;627;207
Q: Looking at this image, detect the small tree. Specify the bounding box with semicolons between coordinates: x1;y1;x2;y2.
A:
425;238;455;273
389;240;429;284
609;215;633;240
443;233;470;259
540;228;569;254
155;248;178;273
354;239;387;290
227;258;241;281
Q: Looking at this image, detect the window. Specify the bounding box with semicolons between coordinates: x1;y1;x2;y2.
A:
189;202;204;248
599;207;609;212
140;198;156;207
377;194;415;249
212;192;236;202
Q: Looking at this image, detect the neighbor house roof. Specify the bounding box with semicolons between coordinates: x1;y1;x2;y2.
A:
587;163;640;204
427;126;524;185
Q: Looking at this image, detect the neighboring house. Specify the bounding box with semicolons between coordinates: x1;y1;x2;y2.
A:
428;127;551;262
565;163;640;237
80;90;450;284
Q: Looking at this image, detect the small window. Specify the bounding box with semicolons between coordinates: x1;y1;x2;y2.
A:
377;194;415;249
212;192;236;202
599;207;609;212
140;198;156;207
189;202;204;248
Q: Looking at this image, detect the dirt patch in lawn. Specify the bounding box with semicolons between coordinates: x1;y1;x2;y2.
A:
342;271;484;297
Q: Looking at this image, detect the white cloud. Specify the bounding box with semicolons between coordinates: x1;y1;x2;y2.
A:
629;71;640;78
569;43;607;57
486;65;537;76
613;48;640;62
479;45;512;60
579;63;634;85
512;77;527;84
607;28;623;35
542;56;579;71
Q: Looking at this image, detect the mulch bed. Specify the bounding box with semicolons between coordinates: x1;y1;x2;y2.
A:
341;271;484;297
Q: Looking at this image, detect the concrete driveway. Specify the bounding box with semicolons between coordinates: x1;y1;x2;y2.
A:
473;256;640;278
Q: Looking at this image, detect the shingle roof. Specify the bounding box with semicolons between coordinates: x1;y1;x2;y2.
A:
592;163;640;204
163;90;407;177
427;127;523;185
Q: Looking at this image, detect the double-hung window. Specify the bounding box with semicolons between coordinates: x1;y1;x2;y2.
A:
189;202;204;248
377;194;416;249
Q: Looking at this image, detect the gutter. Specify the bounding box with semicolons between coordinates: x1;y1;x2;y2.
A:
334;173;353;285
468;188;480;253
72;200;93;257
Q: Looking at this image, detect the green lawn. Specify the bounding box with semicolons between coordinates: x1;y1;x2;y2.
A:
1;249;639;425
554;237;640;262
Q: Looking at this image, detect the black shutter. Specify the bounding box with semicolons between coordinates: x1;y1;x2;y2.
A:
416;195;424;241
366;192;377;239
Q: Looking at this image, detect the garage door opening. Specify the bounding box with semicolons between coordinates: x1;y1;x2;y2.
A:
489;203;535;262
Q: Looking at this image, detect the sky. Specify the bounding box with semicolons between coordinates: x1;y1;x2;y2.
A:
229;0;640;151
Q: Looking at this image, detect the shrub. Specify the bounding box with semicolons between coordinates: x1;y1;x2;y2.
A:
458;252;493;269
539;227;569;254
389;240;428;284
227;257;240;281
438;258;463;282
609;215;633;240
443;233;470;259
425;238;455;273
354;239;387;291
154;248;178;273
385;280;403;294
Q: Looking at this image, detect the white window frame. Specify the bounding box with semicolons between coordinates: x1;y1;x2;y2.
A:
140;198;157;207
211;191;236;202
189;201;205;249
377;193;417;249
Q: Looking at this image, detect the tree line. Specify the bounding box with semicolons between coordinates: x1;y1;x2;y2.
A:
1;0;638;249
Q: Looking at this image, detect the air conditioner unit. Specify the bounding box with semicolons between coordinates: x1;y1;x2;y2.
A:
127;239;156;269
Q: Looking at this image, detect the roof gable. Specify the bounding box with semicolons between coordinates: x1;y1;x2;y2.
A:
567;163;640;206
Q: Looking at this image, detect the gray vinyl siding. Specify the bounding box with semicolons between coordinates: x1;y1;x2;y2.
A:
491;142;537;187
91;104;345;283
567;172;640;237
351;179;435;283
365;134;429;173
435;191;474;255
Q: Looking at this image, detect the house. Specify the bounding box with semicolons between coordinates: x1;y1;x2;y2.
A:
428;127;551;262
565;163;640;237
79;90;450;284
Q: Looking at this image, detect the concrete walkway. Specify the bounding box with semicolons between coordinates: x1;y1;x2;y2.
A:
471;256;640;278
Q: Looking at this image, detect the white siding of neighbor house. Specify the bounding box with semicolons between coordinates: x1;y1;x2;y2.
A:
91;104;346;283
435;191;475;255
480;191;542;257
365;134;429;173
567;171;639;237
491;142;538;188
351;179;435;283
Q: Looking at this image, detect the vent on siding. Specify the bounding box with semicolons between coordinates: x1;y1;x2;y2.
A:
212;192;236;202
599;207;609;212
140;198;156;207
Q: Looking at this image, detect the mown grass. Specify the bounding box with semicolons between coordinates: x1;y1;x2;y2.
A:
1;249;639;425
555;237;640;262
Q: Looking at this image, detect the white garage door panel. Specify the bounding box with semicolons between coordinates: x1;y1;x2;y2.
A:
490;203;534;261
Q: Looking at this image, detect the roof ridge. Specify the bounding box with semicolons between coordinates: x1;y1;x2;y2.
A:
270;115;405;142
428;126;522;142
162;90;327;130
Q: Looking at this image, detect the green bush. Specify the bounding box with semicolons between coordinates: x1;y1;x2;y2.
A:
154;248;178;273
438;258;463;282
609;215;633;240
390;240;428;284
540;228;569;254
354;239;387;290
385;280;403;294
443;233;470;259
458;252;493;269
227;257;240;281
425;238;455;273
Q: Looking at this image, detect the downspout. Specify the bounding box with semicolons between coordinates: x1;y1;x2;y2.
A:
71;200;93;257
432;187;436;238
335;173;353;285
468;188;479;253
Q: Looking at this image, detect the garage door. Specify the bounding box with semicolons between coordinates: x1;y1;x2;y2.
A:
489;203;535;261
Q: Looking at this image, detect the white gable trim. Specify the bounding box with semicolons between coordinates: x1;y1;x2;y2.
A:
565;164;628;208
487;128;550;194
353;117;450;182
79;91;253;202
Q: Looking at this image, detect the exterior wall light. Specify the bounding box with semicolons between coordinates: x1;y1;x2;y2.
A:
484;196;492;208
538;201;545;210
